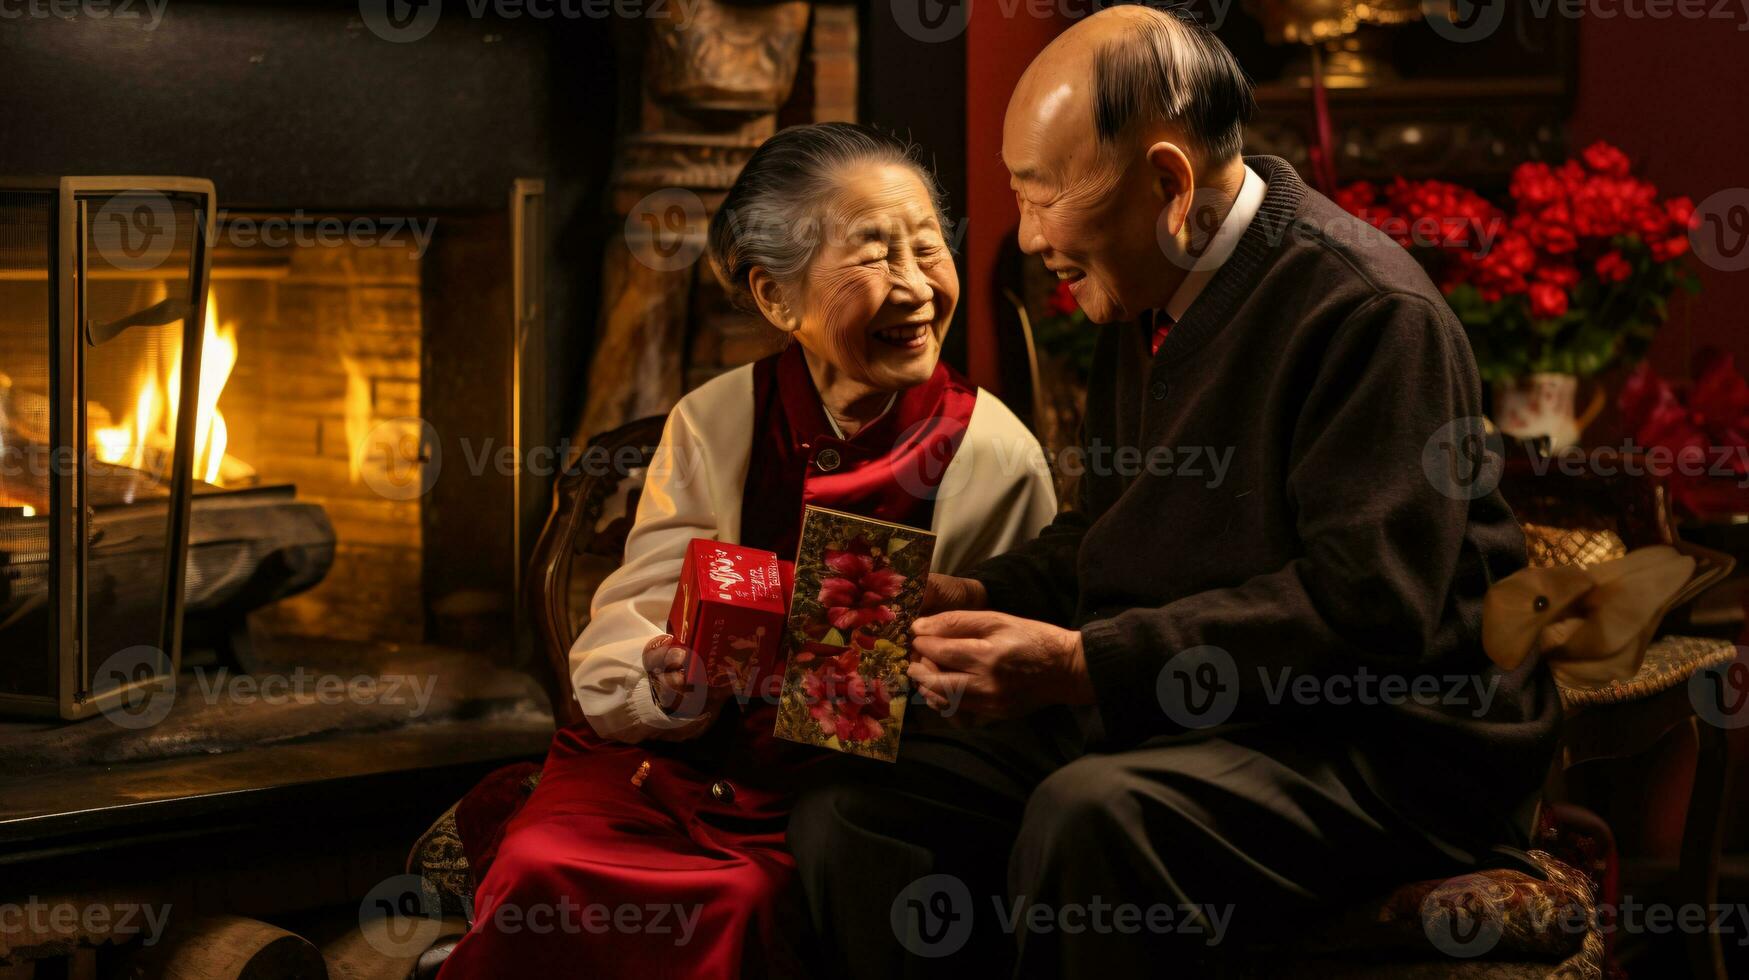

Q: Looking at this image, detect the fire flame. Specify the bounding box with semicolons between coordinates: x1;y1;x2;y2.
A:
195;300;237;484
341;354;372;484
91;288;239;486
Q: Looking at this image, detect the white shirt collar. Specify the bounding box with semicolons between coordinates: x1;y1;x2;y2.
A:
1163;164;1266;323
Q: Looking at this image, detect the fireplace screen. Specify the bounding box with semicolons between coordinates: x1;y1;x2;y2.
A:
0;178;216;720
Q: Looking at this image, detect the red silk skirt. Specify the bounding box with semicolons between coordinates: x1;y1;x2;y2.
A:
439;704;830;980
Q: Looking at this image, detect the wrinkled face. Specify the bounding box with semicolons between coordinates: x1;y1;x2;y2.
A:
1003;83;1177;325
788;163;958;393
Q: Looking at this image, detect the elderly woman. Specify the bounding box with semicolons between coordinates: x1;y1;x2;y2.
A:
439;123;1055;978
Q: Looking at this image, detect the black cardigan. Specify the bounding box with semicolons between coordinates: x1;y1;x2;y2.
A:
973;156;1561;843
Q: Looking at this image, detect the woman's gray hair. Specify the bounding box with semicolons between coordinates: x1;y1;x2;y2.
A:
707;122;948;312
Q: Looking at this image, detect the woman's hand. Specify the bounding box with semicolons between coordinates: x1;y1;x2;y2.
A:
642;634;729;719
922;573;989;615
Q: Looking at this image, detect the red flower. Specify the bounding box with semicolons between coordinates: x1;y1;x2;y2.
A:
1529;282;1569;319
799;645;894;743
1536;263;1582;289
1517;204;1578;255
1619;355;1749;517
1688;353;1749;444
816;537;907;631
1341;145;1691;362
1594;250;1632;284
1581;141;1633;179
1045;279;1079;317
1651;235;1690;262
1666;196;1696;230
1510;162;1565;211
1469;230;1538;298
1334;181;1377;213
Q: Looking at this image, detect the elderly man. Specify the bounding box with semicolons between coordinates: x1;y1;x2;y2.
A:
788;5;1561;978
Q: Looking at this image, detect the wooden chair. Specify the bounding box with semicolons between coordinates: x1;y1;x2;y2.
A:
524;414;669;729
404;415;666;978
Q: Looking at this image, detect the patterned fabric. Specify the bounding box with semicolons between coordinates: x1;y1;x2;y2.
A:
409;762;544;922
1235;847;1605;978
1521;522;1627;569
1374;850;1596;960
1559;634;1738;709
406;802;474;920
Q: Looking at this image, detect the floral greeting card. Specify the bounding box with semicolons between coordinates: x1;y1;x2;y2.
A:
773;506;934;762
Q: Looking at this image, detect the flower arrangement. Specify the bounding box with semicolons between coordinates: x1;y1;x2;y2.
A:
1336;142;1699;383
1618;351;1749;519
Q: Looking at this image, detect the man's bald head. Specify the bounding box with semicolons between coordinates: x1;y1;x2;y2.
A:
1010;4;1254;168
1001;5;1255;325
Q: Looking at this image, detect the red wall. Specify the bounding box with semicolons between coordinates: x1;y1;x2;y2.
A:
1569;13;1749;383
963;6;1069;392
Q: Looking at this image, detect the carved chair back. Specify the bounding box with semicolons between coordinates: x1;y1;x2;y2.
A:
524;415;668;729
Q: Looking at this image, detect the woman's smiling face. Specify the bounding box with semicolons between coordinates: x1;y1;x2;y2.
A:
782;163;959;395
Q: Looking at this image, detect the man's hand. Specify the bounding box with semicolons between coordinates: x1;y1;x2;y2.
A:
922;573;989;615
642;634;730;718
907;611;1094;718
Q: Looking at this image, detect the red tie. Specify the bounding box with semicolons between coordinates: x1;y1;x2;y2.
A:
1149;311;1175;356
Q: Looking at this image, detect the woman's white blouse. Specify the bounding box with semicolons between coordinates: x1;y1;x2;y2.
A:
569;364;1060;743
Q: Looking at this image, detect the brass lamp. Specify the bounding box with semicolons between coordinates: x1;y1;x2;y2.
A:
1245;0;1425;87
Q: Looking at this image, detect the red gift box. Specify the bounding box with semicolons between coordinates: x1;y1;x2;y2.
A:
666;539;790;697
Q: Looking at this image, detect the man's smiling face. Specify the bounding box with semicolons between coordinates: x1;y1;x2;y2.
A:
1003;75;1180;326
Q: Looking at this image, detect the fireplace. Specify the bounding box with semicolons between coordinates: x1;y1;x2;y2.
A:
0;2;902;972
199;201;547;655
0;0;877;725
0;0;592;729
205;212;440;647
0;185;539;718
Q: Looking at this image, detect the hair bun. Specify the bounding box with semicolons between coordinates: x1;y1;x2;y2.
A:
706;122;948;314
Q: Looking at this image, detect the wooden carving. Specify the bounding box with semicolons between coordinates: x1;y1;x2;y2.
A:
577;1;812;445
